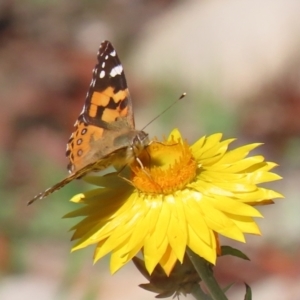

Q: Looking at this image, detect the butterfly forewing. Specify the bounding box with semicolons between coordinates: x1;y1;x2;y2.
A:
28;154;116;205
83;41;134;126
66;41;135;173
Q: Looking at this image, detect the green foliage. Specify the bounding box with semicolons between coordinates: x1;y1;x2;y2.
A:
220;246;250;261
244;284;252;300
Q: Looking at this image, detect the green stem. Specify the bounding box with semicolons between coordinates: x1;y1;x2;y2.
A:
190;283;212;300
186;248;228;300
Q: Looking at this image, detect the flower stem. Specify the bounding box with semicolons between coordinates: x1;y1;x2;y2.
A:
186;248;228;300
190;283;213;300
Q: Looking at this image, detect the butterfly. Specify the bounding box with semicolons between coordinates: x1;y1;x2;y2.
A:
28;41;150;205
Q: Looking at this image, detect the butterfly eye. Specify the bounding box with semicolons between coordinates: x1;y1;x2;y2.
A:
132;132;149;151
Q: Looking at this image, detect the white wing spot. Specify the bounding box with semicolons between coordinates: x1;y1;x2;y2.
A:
92;78;96;87
100;70;105;78
79;105;85;115
110;50;116;57
110;65;123;77
102;62;105;68
105;55;108;60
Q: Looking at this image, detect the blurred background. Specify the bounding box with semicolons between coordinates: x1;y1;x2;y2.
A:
1;0;300;299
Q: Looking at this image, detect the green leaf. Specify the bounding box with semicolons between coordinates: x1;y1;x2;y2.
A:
244;283;252;300
222;282;235;293
220;246;250;261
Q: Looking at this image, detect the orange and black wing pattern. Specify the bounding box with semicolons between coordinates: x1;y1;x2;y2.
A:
66;41;135;173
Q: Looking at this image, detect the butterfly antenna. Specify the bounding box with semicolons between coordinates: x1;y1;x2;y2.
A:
141;92;186;131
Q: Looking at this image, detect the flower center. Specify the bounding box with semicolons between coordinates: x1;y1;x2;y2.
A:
131;138;198;194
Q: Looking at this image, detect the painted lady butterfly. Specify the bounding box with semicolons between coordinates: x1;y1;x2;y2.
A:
28;41;149;204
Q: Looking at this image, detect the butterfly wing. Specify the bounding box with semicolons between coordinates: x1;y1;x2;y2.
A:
66;40;135;174
27;155;116;205
29;41;136;204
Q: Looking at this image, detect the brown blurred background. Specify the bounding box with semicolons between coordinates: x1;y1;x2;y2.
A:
0;0;300;299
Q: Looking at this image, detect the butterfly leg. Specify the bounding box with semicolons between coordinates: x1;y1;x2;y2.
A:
117;173;135;187
135;157;144;169
116;166;135;187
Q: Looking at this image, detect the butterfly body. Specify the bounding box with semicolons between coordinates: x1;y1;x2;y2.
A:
77;128;149;173
28;41;149;205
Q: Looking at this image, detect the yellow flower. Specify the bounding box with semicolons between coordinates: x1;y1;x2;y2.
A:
65;129;283;275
